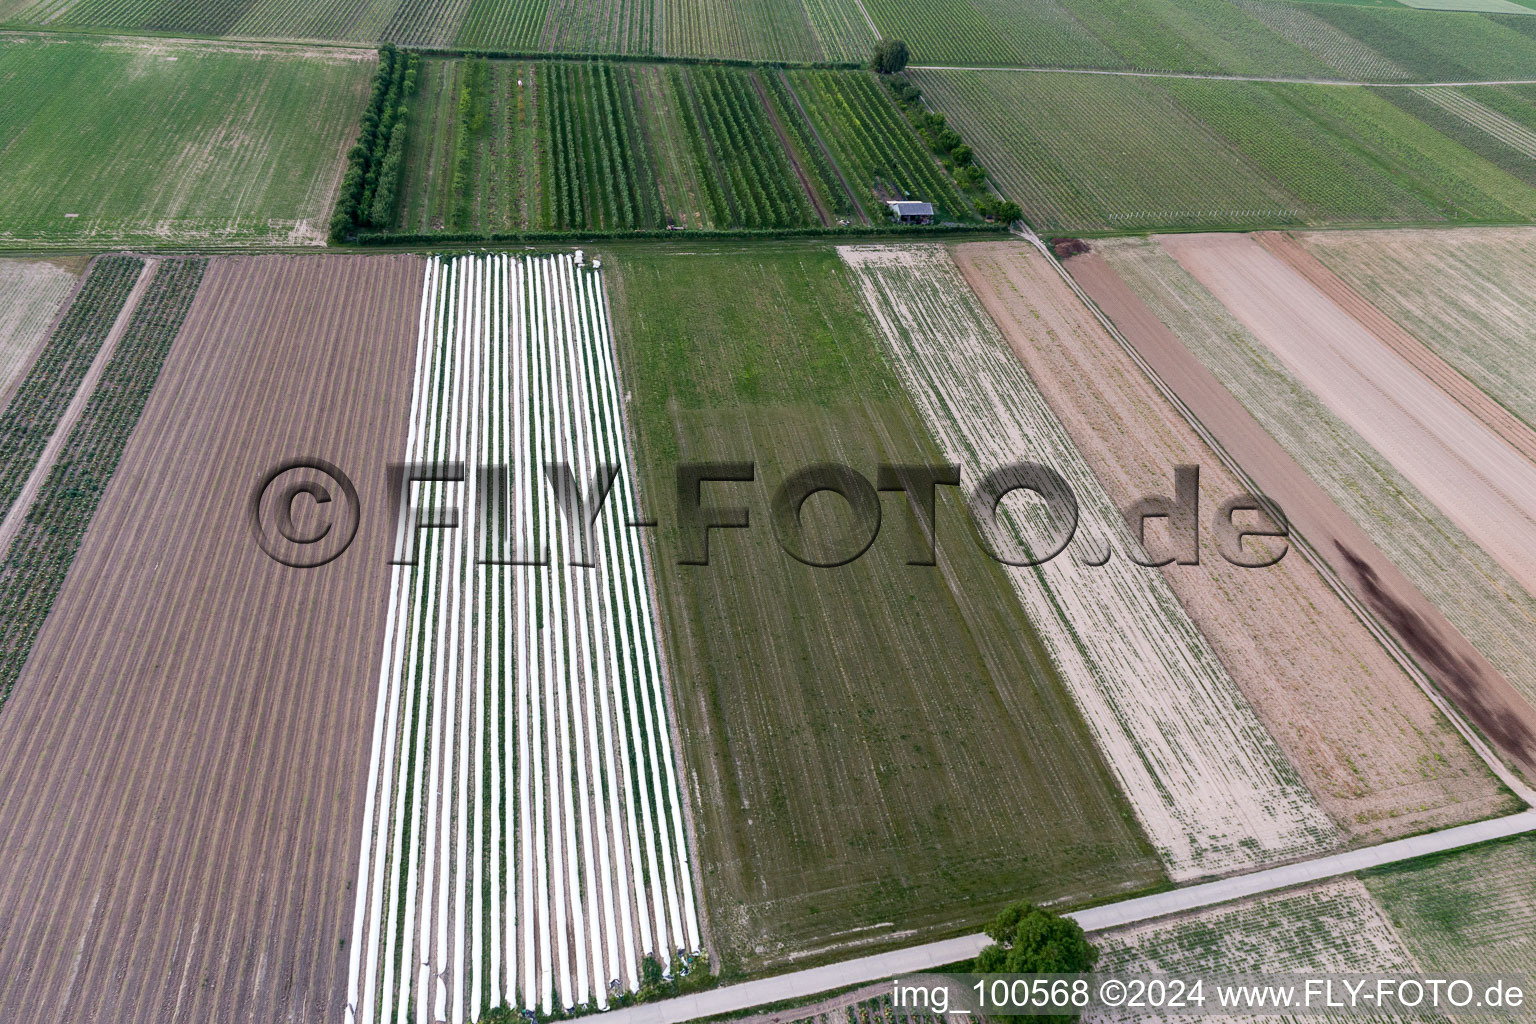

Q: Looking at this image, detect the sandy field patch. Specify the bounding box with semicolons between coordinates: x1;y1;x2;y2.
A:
1161;233;1536;610
1257;231;1536;468
958;240;1511;841
1299;227;1536;434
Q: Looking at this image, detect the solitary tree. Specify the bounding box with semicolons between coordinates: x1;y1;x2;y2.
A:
872;38;910;73
975;902;1098;1022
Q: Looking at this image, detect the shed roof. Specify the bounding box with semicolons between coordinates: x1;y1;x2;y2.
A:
886;201;934;215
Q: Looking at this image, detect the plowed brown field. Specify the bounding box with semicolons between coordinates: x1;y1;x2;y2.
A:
1069;248;1536;780
958;241;1512;841
0;254;422;1024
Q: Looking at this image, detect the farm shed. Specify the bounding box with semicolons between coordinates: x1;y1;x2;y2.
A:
886;200;934;224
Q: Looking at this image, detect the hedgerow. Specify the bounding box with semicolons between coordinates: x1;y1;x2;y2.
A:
330;46;421;241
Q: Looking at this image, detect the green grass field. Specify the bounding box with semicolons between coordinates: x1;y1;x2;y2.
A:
857;0;1536;74
1361;835;1536;982
606;246;1163;975
0;37;372;248
914;68;1536;233
1;0;868;60
386;58;972;236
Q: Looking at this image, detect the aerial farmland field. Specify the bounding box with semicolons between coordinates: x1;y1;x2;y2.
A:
0;36;373;248
345;254;702;1018
0;259;78;398
1300;227;1536;430
5;0;1536;1015
1163;233;1536;598
839;243;1339;879
607;247;1163;973
382;57;971;238
1094;879;1422;1011
1087;236;1536;745
0;254;422;1024
913;69;1536;234
955;240;1513;841
1362;835;1536;978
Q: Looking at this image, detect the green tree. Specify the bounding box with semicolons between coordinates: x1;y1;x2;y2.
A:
872;39;910;74
975;902;1097;1022
978;901;1097;970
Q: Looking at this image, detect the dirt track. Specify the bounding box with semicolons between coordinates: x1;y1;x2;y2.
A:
1068;249;1536;779
0;254;421;1024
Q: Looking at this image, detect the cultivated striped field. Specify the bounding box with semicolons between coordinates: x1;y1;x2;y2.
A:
345;253;699;1022
839;244;1339;881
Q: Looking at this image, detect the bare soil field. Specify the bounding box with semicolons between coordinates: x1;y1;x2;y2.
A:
957;240;1512;842
0;254;422;1024
1072;243;1536;780
1162;234;1536;618
1257;230;1536;468
1299;227;1536;436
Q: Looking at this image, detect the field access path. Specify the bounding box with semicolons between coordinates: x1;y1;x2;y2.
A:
576;808;1536;1024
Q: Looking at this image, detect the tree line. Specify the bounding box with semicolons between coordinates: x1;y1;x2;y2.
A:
330;45;422;242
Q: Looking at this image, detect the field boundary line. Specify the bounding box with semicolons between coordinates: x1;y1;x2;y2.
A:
908;64;1536;88
1015;227;1536;807
568;805;1536;1024
0;257;159;561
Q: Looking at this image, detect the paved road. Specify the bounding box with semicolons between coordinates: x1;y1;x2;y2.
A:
581;810;1536;1024
908;64;1536;88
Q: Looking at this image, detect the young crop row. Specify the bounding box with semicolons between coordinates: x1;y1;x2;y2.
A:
659;0;824;63
541;0;657;56
344;254;700;1023
0;254;143;522
790;71;970;222
455;0;551;52
227;0;399;44
39;0;251;36
370;58;1000;240
761;70;855;219
0;259;78;403
674;66;814;228
839;244;1339;879
0;258;203;707
542;63;666;230
910;70;1302;233
1230;0;1407;82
